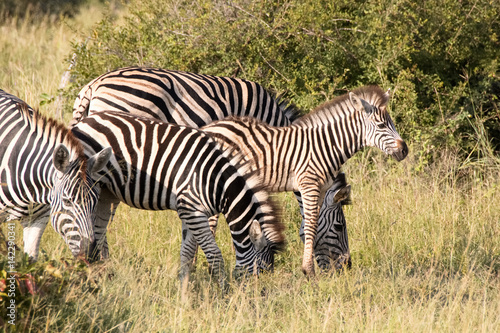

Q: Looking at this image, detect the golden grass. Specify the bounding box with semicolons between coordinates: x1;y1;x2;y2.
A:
1;4;500;332
0;2;105;117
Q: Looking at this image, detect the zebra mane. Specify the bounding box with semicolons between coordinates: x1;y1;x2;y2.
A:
16;101;86;165
206;116;277;134
295;85;389;125
275;94;302;123
212;137;286;252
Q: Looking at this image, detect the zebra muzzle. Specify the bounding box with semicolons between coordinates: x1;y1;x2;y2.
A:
393;139;409;161
77;238;100;263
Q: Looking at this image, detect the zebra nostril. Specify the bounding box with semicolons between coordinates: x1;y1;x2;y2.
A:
400;140;408;157
395;140;408;161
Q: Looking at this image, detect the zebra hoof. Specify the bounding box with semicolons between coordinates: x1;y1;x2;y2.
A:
178;264;191;283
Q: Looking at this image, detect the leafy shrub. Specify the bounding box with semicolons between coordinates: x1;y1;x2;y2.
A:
0;230;100;331
0;254;101;331
67;0;500;166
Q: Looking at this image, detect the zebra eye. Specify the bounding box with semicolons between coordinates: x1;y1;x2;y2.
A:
334;224;344;232
376;122;385;129
62;198;73;207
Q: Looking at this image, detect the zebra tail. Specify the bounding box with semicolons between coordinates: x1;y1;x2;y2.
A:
69;81;94;127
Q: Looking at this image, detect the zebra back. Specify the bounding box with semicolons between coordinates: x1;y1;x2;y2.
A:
71;66;300;128
0;89;111;261
71;111;285;274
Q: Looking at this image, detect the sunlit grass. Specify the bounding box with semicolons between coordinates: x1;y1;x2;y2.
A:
4;151;498;332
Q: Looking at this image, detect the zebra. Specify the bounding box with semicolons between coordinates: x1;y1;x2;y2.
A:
70;110;285;284
70;66;298;128
299;172;351;270
200;85;408;276
0;89;111;261
69;66;352;271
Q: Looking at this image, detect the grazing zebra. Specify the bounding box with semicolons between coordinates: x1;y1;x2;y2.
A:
0;89;111;261
299;172;351;270
70;111;285;284
69;66;352;271
201;85;408;276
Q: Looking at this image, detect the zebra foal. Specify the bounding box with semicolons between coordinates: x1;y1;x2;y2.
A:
70;111;285;284
69;66;352;270
0;89;111;260
201;85;408;276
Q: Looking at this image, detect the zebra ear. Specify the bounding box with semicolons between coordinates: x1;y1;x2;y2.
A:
53;144;70;173
333;184;351;204
249;220;268;251
88;147;112;176
349;92;361;109
349;92;373;115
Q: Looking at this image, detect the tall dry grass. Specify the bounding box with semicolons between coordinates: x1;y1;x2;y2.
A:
1;3;500;332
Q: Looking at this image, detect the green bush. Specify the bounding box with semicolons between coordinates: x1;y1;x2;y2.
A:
67;0;500;166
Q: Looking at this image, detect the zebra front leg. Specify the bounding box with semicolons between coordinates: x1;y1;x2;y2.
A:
299;184;323;278
20;207;51;261
94;188;121;260
180;221;199;286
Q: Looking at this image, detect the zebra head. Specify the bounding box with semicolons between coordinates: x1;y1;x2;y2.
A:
234;217;285;278
349;87;408;161
312;174;351;271
248;220;278;273
50;144;111;261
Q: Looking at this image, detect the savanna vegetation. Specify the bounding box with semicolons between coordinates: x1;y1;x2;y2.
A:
1;0;499;332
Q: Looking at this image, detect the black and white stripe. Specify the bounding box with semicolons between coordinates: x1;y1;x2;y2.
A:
0;89;111;260
201;86;408;276
70;66;352;272
70;66;297;128
71;111;285;283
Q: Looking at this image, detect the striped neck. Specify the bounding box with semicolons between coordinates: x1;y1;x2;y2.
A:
3;103;86;204
217;160;284;268
292;97;366;167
